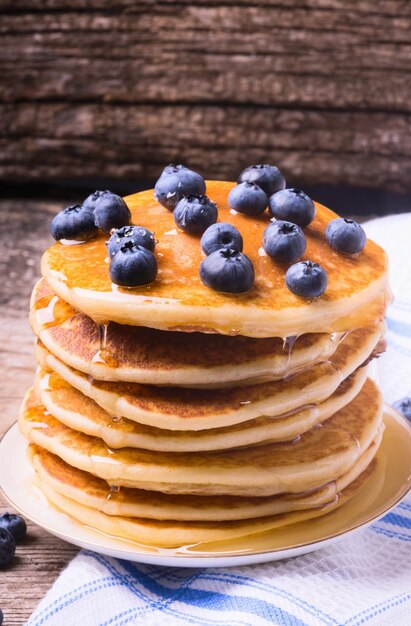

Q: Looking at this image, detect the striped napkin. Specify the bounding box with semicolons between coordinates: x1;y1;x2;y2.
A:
27;214;411;626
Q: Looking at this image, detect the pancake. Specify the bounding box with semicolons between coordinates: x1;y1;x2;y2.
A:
30;278;344;388
33;460;378;547
34;367;369;451
41;181;389;337
19;379;383;496
34;323;384;430
29;436;380;521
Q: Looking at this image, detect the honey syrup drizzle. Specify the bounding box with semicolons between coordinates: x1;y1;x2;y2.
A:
34;280;381;391
37;365;330;445
91;323;119;369
34;290;119;371
24;386;362;472
34;293;73;329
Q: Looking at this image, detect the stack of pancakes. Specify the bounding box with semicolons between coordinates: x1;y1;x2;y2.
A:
19;181;390;548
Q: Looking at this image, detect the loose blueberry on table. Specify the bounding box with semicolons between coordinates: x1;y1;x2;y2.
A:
201;222;243;255
286;260;328;298
228;181;268;216
0;513;27;542
154;164;206;210
0;528;16;567
174;194;218;235
238;164;286;197
268;188;315;228
108;225;155;258
263;220;306;264
109;241;158;287
200;248;255;293
51;204;98;242
326;218;366;255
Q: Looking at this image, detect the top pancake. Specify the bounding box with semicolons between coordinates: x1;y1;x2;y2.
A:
41;181;389;337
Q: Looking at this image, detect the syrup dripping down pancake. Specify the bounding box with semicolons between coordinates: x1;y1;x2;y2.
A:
33;457;379;547
41;181;389;337
34;366;369;452
34;323;384;430
19;379;383;497
31;279;345;388
29;438;380;522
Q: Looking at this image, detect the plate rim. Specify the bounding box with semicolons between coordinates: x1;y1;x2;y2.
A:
2;406;411;565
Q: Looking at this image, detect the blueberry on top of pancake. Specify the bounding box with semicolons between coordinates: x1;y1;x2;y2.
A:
51;204;97;242
238;164;285;197
108;226;155;257
263;221;306;264
326;218;367;255
286;260;328;298
200;248;255;293
174;194;218;235
154;164;206;210
228;181;267;216
268;188;315;227
201;223;243;255
109;242;157;287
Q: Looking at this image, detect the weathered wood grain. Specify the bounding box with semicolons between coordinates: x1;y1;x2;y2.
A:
1;1;411;191
1;5;410;109
1;102;411;191
1;200;56;316
0;200;78;625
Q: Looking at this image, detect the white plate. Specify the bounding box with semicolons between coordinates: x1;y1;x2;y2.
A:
2;406;411;568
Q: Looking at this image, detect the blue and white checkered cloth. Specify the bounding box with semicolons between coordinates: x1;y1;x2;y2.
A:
27;214;411;626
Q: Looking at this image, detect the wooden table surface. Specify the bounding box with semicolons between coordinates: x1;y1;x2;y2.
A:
0;199;79;625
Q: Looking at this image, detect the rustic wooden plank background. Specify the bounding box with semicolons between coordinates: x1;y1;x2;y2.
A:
1;0;411;191
0;200;78;626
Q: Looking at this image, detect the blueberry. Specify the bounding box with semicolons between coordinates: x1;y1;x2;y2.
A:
0;528;15;567
154;164;206;210
326;218;366;255
0;608;3;625
238;164;286;197
393;397;411;421
200;248;254;293
93;193;131;233
263;220;306;264
82;189;111;212
108;226;155;258
109;242;157;287
268;188;315;228
286;260;328;298
160;164;185;177
228;182;267;216
174;194;218;235
51;205;97;242
201;223;243;255
0;513;26;542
